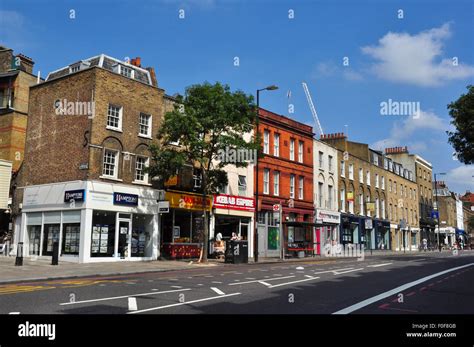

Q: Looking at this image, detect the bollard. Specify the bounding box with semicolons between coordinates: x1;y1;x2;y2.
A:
52;241;59;265
15;242;23;266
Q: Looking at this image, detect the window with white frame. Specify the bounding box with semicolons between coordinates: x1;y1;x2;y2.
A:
319;151;324;168
375;174;379;188
299;176;304;200
107;104;122;130
366;195;371;217
348;192;354;214
328;185;333;209
298;141;304;163
328;155;333;172
273;133;280;157
135;156;149;183
381;176;385;190
373;153;379;165
359;193;364;215
318;182;323;207
120;65;134;78
340;188;345;212
381;199;385;219
366;171;370;186
238;175;247;196
375;197;380;218
290;139;295;161
263;130;270;154
273;172;279;196
359;168;363;183
290;174;295;198
70;64;81;73
102;149;119;178
340;161;345;177
138;113;152;137
263;169;269;194
349;164;354;180
389;179;392;192
394;181;397;194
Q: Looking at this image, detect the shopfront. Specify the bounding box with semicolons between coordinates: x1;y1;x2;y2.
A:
161;190;212;259
374;220;391;250
210;194;254;258
340;214;361;245
17;180;161;263
314;209;340;255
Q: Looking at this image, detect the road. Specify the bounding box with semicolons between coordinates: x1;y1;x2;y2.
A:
0;252;473;315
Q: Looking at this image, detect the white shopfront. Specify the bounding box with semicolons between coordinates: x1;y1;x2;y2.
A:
16;180;162;263
314;209;340;255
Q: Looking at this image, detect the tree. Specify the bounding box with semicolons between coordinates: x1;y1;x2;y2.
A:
148;82;259;262
447;85;474;164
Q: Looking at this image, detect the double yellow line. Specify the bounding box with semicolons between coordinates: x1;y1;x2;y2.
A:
0;285;56;295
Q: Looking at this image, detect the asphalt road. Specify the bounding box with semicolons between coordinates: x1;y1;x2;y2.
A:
0;251;473;315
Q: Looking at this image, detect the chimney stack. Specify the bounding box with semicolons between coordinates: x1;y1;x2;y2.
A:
130;57;141;67
16;53;34;74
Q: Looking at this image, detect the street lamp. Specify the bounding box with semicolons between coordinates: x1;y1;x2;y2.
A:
254;85;278;263
434;172;446;252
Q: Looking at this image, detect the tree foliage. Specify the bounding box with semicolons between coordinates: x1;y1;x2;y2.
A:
447;85;474;164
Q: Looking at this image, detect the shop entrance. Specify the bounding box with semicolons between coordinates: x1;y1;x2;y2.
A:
118;219;131;259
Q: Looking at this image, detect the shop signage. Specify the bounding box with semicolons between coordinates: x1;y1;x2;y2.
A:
113;192;138;206
315;209;340;224
365;219;373;229
64;189;85;202
366;202;375;212
166;191;212;212
158;201;170;213
213;194;254;211
347;192;354;201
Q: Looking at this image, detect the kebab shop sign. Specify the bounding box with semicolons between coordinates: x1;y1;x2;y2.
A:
214;194;255;212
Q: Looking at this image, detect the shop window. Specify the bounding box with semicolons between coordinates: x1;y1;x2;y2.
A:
42;212;61;256
91;211;116;257
132;214;153;257
62;211;81;255
27;225;41;256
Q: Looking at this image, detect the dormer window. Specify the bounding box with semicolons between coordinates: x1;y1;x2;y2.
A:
70;64;81;73
119;65;134;79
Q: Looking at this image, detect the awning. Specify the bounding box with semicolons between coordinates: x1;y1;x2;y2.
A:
456;228;465;235
283;221;321;227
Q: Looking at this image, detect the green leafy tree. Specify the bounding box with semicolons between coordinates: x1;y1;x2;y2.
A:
148;82;259;262
447;85;474;164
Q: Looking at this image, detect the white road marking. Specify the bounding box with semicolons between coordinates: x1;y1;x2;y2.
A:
228;275;295;286
296;266;304;270
210;287;225;295
211;281;223;284
258;281;272;287
171;286;183;289
313;268;354;275
259;269;268;272
205;275;214;278
304;275;313;278
128;297;138;311
234;272;243;275
152;289;159;291
268;276;320;288
367;263;392;268
128;293;242;314
59;288;191;306
273;274;282;276
9;312;20;314
334;268;364;275
197;284;204;286
245;277;256;280
333;263;474;314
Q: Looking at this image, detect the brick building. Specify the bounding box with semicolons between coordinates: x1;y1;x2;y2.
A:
255;108;314;258
0;46;38;172
434;181;457;247
13;54;168;263
385;146;435;249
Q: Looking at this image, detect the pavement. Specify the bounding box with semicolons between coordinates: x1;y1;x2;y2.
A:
0;250;472;315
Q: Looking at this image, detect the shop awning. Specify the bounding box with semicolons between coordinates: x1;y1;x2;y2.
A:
283;221;322;227
456;228;465;235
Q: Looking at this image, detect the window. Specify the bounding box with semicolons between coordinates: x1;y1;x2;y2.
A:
290;174;295;198
373;153;379;166
70;64;80;73
359;193;364;215
366;171;370;186
375;174;379;188
139;113;152;137
217;183;228;194
102;149;119;178
274;133;280;157
290;139;295;161
299;176;304;199
263;169;270;194
298;141;304;163
348;190;354;214
384;158;388;170
238;175;247;196
107;104;122;130
381;200;385;219
135;156;149;183
349;164;354;180
273;172;279;196
319;151;324;168
318;182;323;207
340;188;346;212
328;185;333;209
359;168;363;183
340;161;345;177
366;195;371;217
381;176;385;190
120;65;133;78
394;181;397;194
263;130;270;154
389;179;392;192
389;161;393;172
328;155;333;172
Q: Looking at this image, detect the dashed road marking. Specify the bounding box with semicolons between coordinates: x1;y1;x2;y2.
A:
210;287;225;295
128;297;138;311
268;276;320;289
367;263;392;268
228;276;295;286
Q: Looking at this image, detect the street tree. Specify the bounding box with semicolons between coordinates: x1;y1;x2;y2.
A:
447;85;474;164
148;82;259;262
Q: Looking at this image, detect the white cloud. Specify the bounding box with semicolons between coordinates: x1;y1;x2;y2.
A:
312;61;364;81
372;110;451;151
362;23;474;87
445;166;474;193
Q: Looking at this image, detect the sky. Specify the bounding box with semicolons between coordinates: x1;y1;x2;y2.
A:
1;0;473;194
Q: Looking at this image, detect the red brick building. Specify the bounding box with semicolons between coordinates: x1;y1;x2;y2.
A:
255;108;314;258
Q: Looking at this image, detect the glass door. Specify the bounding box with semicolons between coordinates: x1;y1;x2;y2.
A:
118;220;131;259
42;224;60;256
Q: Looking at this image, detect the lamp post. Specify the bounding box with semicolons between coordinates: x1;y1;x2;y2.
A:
254;85;278;263
434;172;446;252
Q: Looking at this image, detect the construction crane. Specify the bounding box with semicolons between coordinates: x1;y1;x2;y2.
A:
302;82;324;137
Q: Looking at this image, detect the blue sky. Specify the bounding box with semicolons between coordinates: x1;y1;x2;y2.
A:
1;0;473;193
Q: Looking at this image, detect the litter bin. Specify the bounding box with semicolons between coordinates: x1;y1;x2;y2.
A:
225;240;248;264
